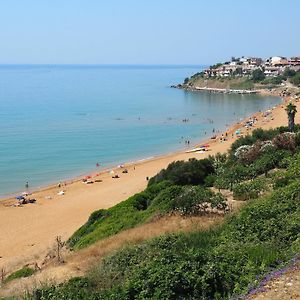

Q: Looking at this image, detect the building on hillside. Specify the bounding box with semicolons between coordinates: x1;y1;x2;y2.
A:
249;57;263;66
289;57;300;66
264;66;281;77
203;55;298;78
270;56;289;66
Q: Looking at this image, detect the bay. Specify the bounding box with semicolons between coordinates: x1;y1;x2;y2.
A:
0;65;280;196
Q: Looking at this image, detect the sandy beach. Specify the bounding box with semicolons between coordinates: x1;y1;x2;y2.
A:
0;91;299;273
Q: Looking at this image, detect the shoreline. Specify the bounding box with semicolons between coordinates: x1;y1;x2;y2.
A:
172;84;258;94
0;92;280;201
0;115;270;201
0;87;298;272
0;116;267;202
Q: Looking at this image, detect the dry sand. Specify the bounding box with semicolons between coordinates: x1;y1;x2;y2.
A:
0;214;224;297
0;91;299;273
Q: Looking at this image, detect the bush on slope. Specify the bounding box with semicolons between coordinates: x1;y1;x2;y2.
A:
68;181;226;250
34;179;300;299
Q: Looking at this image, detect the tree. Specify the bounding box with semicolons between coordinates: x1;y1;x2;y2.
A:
233;67;243;76
184;77;189;84
283;68;296;78
285;103;297;132
290;72;300;86
251;69;265;82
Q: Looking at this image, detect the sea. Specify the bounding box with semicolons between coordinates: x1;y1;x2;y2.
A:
0;65;281;197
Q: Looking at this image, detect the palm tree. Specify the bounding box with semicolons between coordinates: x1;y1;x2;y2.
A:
285;103;297;131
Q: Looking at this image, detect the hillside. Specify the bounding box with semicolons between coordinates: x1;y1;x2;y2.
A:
177;67;300;92
2;123;300;299
184;76;255;90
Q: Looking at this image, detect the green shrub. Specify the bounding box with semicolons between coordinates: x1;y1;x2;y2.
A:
150;185;227;215
251;69;265;82
148;158;214;186
5;267;35;283
261;75;284;85
204;174;216;187
290;72;300;86
131;191;151;211
252;149;291;176
214;164;250;190
149;185;183;213
32;277;100;300
36;179;300;299
184;77;189;84
68;181;173;249
272;153;300;188
170;186;213;215
283;68;296;78
233;178;268;201
68;180;224;249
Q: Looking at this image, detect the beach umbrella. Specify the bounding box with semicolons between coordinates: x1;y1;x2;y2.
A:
16;196;25;200
22;191;29;196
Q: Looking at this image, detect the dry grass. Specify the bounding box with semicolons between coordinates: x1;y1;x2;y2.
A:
0;213;223;298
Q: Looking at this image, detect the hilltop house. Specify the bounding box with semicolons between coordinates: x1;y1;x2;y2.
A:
290;57;300;65
203;55;299;78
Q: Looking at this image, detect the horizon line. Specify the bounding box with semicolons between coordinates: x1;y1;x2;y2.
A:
0;63;207;67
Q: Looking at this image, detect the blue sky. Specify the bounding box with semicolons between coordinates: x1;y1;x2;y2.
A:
0;0;299;65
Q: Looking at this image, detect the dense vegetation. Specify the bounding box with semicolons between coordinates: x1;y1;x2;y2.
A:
68;158;220;250
22;125;300;300
148;158;214;186
31;181;300;299
290;71;300;86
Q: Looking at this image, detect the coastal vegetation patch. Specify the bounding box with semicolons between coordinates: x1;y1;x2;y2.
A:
4;267;36;284
68;158;221;250
26;122;300;299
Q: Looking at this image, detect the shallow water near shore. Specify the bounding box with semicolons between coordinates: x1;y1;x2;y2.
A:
0;65;280;197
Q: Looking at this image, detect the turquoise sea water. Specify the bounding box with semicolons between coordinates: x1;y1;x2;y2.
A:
0;65;281;197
